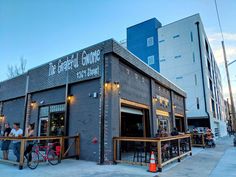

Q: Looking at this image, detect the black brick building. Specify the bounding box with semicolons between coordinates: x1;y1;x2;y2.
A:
0;39;187;163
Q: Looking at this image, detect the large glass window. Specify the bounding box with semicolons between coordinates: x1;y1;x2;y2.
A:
38;104;65;136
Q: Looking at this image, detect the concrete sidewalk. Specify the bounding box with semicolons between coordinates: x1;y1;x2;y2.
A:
159;136;235;177
0;136;235;177
209;146;236;177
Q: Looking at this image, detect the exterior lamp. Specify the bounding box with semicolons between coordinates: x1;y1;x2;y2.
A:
67;94;73;101
114;81;120;89
0;114;5;124
105;81;110;88
173;105;177;109
153;96;158;102
30;101;36;107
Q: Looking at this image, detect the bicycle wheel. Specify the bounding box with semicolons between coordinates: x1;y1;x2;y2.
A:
27;151;39;170
48;149;59;165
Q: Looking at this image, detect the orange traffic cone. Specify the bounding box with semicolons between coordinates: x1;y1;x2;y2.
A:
148;151;157;173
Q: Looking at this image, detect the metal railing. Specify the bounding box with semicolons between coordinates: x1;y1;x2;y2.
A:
0;135;80;170
113;134;192;172
191;133;206;148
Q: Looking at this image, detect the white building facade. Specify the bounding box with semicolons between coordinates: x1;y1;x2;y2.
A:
158;14;227;137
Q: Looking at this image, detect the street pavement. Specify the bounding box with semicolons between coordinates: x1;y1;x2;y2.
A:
0;136;235;177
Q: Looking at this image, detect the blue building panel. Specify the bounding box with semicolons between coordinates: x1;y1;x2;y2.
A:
127;18;162;72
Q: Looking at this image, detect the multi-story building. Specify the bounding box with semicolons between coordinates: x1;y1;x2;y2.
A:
127;18;162;72
127;14;227;137
0;39;187;164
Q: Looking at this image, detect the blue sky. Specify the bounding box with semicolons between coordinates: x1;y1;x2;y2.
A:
0;0;236;99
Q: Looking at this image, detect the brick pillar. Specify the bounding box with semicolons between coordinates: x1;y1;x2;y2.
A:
0;102;3;115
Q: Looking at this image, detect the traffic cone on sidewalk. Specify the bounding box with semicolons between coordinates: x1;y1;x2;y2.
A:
148;151;157;173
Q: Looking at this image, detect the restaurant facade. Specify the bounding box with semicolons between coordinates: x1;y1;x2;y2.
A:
0;39;187;163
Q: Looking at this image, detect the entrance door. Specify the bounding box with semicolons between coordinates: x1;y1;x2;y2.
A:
39;118;49;136
49;112;65;136
175;117;183;132
121;106;150;137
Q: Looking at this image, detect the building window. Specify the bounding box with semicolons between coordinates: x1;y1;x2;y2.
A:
173;34;180;39
196;97;200;109
209;79;213;91
176;76;183;79
194;74;197;85
159;39;165;43
160;59;166;62
174;55;181;59
205;39;209;56
211;99;216;117
147;55;155;65
190;32;193;42
147;37;154;47
193;52;195;62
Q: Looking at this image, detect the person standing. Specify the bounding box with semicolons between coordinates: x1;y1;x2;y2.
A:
1;123;12;160
9;123;23;162
24;123;35;161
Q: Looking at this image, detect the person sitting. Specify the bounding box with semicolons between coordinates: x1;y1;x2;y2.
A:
205;129;215;147
171;127;179;136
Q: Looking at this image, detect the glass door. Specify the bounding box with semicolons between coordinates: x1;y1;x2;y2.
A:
39;118;49;136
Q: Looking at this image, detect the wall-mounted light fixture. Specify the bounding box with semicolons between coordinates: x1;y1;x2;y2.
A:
105;81;110;88
153;96;158;102
173;105;177;109
114;81;120;89
30;101;37;107
67;94;73;101
0;114;5;123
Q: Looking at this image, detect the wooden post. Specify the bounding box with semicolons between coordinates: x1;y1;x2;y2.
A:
177;138;181;162
157;141;162;172
19;139;25;170
202;134;205;148
61;136;65;159
113;138;117;164
75;135;80;160
189;136;192;156
59;137;63;163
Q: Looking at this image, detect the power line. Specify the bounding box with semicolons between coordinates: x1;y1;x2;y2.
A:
214;0;224;41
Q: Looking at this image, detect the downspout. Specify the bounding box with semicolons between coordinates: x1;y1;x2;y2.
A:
195;21;211;127
99;50;105;164
64;70;69;136
23;73;30;134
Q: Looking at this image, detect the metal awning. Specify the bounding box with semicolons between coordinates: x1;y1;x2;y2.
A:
121;107;143;115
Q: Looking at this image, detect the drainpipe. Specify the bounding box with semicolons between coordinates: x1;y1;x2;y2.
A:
23;73;30;134
64;70;69;136
99;51;105;164
195;22;211;127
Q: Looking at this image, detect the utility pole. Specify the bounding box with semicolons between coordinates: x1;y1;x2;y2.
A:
222;41;236;131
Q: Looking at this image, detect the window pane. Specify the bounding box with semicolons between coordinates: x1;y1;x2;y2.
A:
50;104;65;113
39;106;49;117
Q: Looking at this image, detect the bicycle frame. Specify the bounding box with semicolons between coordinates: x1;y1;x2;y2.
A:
32;143;55;161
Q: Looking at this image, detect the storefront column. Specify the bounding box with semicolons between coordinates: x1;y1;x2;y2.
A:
0;102;3;115
170;91;176;129
183;98;188;132
24;94;32;133
150;79;157;136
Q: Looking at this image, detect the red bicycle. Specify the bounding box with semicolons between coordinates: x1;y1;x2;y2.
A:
27;142;60;169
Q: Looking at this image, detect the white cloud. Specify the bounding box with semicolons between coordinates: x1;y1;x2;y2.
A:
208;32;236;65
208;32;236;42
